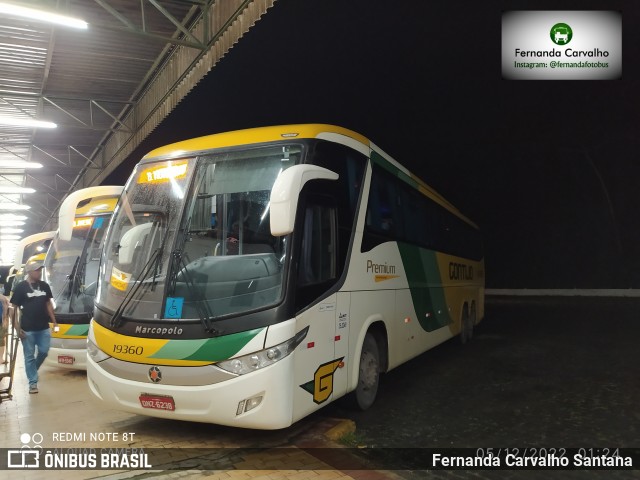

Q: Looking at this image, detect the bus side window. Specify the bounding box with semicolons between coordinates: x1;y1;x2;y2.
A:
362;165;404;251
296;199;337;310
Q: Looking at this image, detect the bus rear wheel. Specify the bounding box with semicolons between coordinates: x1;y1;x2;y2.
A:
352;333;380;411
460;306;473;344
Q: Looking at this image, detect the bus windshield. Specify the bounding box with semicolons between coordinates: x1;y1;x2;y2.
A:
97;159;193;320
45;216;109;318
97;145;301;323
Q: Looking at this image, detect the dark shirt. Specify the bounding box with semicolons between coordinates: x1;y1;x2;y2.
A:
10;280;53;331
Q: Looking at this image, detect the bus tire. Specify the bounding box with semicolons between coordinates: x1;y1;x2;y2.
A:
351;333;380;411
460;305;472;344
470;302;477;339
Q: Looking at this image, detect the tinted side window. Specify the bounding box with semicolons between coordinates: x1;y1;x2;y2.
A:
362;164;483;260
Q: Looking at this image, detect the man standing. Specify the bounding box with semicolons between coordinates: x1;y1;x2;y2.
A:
10;261;58;394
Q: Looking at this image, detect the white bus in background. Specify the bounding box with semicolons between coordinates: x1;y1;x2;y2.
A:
9;231;56;293
86;124;484;429
43;186;123;369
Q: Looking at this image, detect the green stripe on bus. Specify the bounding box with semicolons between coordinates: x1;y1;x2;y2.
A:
398;244;451;332
66;324;89;336
370;151;419;190
149;328;264;362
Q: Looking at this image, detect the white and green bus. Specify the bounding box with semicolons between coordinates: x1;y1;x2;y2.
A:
43;186;123;369
87;124;484;429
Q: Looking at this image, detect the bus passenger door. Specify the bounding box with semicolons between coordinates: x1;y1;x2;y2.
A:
292;197;342;420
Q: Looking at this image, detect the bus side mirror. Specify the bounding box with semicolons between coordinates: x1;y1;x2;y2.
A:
118;223;153;265
59;185;123;242
269;165;339;236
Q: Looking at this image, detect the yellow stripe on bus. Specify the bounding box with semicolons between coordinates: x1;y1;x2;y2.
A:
143;124;369;160
92;321;211;366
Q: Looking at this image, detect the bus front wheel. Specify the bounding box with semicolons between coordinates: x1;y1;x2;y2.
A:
352;333;380;410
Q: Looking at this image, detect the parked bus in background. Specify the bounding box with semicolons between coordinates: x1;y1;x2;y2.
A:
86;124;484;429
43;186;123;369
9;232;56;295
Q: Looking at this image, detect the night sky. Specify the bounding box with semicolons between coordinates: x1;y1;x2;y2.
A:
105;0;640;289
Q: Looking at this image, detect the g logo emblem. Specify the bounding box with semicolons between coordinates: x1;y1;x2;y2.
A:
300;358;344;404
148;366;162;383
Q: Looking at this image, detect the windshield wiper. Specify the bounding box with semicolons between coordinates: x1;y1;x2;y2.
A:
149;205;173;290
110;212;171;328
109;246;161;328
167;213;221;336
168;250;221;336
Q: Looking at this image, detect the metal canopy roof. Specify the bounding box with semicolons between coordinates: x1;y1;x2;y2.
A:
0;0;275;262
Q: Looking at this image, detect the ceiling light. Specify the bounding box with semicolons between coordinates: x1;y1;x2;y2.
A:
0;116;57;129
0;2;88;29
0;220;25;227
0;214;27;220
0;186;35;194
0;204;30;210
0;160;43;169
0;228;24;233
0;235;20;240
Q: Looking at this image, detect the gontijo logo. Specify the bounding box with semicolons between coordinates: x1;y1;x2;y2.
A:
550;22;573;45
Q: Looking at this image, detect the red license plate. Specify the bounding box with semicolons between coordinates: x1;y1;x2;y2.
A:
58;355;75;365
139;394;175;411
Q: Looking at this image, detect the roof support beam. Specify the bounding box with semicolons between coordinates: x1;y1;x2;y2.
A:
93;0;206;50
149;0;203;47
41;0;277;231
32;145;67;166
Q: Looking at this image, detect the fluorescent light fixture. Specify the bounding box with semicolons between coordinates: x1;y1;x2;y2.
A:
0;2;88;29
0;220;25;227
0;203;30;210
0;214;27;220
0;228;24;233
0;186;35;194
0;160;43;169
0;235;20;240
0;116;57;129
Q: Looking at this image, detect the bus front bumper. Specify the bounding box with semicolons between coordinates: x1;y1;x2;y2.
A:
44;338;88;370
86;354;295;430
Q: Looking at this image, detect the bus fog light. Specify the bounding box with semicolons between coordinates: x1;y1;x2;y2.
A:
236;395;263;415
244;395;263;412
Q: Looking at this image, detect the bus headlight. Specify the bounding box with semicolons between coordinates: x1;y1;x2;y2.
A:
87;338;111;363
217;326;308;375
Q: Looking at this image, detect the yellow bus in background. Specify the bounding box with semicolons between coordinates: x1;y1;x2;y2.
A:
43;186;122;369
9;232;56;295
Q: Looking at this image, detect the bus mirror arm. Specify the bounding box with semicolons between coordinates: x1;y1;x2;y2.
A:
269;165;339;236
59;185;123;241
